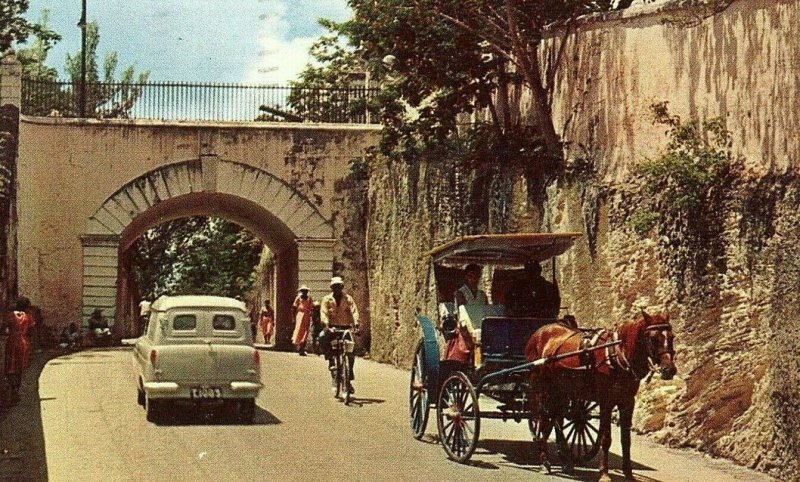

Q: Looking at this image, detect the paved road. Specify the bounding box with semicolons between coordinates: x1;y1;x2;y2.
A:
35;348;774;482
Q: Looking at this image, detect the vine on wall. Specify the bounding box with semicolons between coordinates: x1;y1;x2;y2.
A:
284;136;328;206
627;101;742;299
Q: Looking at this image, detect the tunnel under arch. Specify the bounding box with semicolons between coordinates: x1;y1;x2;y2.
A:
80;156;335;348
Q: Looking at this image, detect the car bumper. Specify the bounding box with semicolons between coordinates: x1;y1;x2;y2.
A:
143;381;262;399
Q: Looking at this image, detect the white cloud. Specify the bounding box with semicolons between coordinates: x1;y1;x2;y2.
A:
244;2;311;84
243;0;351;85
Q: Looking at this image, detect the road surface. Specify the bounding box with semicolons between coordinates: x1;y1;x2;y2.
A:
32;348;775;482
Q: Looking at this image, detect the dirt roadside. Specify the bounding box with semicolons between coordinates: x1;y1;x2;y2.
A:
0;347;58;482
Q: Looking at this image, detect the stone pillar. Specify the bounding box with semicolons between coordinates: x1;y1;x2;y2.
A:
0;53;22;108
271;238;334;351
296;238;336;299
80;234;120;326
0;54;21;311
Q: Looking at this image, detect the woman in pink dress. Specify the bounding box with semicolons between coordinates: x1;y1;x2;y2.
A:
291;286;313;356
259;299;275;344
3;297;34;406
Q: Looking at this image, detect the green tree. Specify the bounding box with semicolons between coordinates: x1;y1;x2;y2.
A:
295;1;626;211
0;0;58;54
287;19;372;123
17;14;149;118
130;217;263;300
16;9;60;80
16;9;67;116
65;21;150;118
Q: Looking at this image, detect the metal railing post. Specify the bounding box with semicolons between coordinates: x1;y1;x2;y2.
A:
78;0;87;118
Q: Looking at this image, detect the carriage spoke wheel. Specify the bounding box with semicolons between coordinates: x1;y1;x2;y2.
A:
436;371;480;463
558;399;601;465
409;339;430;439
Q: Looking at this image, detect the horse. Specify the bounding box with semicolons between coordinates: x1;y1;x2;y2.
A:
524;311;677;482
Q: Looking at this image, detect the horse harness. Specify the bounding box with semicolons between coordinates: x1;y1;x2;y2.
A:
557;323;674;382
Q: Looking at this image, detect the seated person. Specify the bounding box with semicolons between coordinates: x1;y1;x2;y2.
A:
443;263;488;364
59;322;81;350
88;308;111;343
506;260;560;318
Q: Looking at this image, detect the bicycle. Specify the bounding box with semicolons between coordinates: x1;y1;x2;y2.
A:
327;326;358;405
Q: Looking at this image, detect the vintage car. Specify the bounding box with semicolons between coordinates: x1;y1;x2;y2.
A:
132;295;262;423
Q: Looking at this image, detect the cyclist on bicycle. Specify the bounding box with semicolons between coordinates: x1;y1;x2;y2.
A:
319;276;360;393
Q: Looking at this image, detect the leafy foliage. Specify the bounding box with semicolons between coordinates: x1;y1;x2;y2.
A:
15;9;60;81
64;21;150;118
292;0;629;223
629;101;741;298
129;217;263;300
635;101;735;215
0;0;59;54
18;14;149;118
630;102;738;237
286;20;373;123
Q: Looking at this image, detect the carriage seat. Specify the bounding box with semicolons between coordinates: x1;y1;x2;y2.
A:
458;304;506;332
481;317;553;361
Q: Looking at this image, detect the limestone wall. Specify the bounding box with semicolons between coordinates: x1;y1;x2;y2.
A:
545;1;798;475
365;0;799;478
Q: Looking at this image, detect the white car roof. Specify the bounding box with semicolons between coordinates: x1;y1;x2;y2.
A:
150;295;248;312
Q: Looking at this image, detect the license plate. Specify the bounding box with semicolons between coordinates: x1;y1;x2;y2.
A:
190;387;221;399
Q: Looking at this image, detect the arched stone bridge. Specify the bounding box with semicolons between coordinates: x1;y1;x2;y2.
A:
16;116;378;340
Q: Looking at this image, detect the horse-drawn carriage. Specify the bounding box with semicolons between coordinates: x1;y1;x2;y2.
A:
409;233;677;480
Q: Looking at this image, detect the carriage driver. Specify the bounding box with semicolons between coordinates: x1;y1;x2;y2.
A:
319;276;360;393
454;263;489;334
442;263;488;363
507;260;561;318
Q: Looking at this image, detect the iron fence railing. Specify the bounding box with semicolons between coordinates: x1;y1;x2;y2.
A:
21;78;379;124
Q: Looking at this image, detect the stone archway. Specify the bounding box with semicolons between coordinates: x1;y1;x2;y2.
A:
81;155;335;347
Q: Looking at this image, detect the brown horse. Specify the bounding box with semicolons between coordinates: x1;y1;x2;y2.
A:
524;311;677;482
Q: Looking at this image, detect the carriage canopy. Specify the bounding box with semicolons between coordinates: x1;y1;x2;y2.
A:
425;233;582;266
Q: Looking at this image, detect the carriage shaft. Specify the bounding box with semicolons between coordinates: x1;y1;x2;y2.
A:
475;340;622;393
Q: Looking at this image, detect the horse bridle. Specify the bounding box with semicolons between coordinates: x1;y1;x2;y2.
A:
640;323;675;381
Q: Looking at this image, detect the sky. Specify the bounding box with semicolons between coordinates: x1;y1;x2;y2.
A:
24;0;352;85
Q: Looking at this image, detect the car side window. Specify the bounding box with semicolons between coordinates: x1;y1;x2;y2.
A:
173;314;197;331
213;314;236;331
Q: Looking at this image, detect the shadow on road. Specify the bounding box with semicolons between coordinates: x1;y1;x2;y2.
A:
152;402;282;426
414;434;658;481
342;397;385;407
0;348;61;482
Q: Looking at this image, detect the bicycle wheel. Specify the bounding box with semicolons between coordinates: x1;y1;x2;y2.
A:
335;353;346;400
342;354;352;405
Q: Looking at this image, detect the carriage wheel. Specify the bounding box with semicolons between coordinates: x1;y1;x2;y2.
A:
409;339;430;439
436;371;480;463
557;399;601;465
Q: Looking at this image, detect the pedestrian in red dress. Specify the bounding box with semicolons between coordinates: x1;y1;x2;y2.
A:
3;297;34;406
259;299;274;344
291;286;313;356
